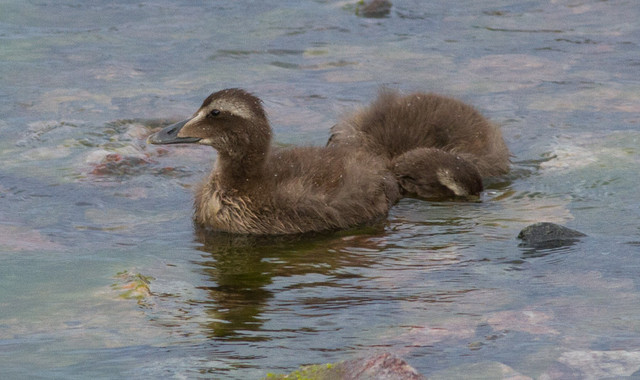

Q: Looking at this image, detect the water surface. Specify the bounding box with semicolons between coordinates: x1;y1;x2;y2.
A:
1;1;640;378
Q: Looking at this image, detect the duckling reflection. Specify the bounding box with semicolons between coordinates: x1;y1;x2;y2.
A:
148;88;509;235
193;226;384;339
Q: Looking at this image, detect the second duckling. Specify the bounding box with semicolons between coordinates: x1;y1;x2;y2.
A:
148;88;509;235
329;89;510;199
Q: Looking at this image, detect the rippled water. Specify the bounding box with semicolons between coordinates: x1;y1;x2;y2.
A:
1;1;639;379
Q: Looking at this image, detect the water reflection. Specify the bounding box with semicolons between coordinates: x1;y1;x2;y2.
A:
192;225;385;340
518;238;582;256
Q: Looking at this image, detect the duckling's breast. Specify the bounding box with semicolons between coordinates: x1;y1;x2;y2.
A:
194;182;259;233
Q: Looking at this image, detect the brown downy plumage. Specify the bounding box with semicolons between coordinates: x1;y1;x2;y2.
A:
148;88;509;235
328;89;510;199
148;88;399;235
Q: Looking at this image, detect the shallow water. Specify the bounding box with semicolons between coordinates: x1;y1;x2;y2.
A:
1;1;639;378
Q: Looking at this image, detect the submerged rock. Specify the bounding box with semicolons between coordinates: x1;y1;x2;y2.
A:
517;222;586;249
266;352;425;380
542;350;640;379
429;361;530;380
0;224;65;252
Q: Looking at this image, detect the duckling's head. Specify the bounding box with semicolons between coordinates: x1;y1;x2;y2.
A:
148;88;271;158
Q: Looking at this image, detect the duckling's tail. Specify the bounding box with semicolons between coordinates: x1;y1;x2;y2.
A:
328;89;510;199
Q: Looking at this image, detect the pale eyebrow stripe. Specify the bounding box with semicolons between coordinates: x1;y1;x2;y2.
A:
202;99;253;120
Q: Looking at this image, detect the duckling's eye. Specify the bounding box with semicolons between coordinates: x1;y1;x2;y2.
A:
208;109;221;117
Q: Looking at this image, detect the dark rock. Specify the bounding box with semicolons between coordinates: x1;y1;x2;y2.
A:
517;222;586;249
357;0;392;18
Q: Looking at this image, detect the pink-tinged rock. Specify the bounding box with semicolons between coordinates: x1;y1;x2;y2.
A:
336;352;425;380
88;153;154;176
405;322;477;344
393;319;478;353
0;225;64;252
487;309;559;335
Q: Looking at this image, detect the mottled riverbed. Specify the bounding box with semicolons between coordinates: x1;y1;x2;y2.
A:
1;1;639;379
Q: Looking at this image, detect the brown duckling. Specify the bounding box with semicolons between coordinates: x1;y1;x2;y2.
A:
148;88;400;235
328;89;510;199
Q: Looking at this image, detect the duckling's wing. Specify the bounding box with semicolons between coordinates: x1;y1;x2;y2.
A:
267;147;399;231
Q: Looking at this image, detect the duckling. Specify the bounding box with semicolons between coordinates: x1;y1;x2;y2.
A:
148;88;400;235
328;89;510;199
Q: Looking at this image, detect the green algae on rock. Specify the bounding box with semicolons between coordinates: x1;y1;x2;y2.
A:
112;270;154;303
265;352;425;380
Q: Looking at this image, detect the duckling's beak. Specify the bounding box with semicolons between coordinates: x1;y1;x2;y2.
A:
147;119;201;145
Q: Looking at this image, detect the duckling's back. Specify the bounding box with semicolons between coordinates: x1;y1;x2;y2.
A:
330;89;509;176
328;89;510;199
